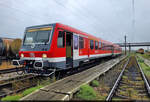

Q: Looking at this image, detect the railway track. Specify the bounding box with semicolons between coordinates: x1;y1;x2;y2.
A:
0;74;41;99
0;67;30;83
106;56;150;101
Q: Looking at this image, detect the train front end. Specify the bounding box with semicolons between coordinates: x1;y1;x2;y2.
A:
13;24;56;75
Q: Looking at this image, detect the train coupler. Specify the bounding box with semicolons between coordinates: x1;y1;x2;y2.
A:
12;60;24;66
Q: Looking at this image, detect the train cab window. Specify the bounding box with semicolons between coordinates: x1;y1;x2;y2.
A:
95;41;98;49
57;31;65;48
90;40;94;49
99;41;101;49
79;36;84;49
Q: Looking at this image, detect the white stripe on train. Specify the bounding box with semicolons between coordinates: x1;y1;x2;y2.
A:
20;53;121;62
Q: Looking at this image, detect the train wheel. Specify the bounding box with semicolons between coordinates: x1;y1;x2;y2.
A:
16;67;25;75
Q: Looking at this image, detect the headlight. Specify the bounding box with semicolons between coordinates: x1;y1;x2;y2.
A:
21;54;24;58
42;54;47;58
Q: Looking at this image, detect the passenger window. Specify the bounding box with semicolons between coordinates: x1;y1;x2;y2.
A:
74;35;78;49
99;41;101;49
79;36;84;49
95;41;98;49
90;40;94;49
102;43;105;50
57;31;65;48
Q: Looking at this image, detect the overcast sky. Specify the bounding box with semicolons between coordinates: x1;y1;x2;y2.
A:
0;0;150;45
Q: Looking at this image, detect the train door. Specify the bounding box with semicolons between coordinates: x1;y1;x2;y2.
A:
111;46;114;56
73;34;79;67
66;32;73;68
88;39;90;58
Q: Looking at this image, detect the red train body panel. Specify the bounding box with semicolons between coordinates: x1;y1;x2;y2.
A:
13;23;122;74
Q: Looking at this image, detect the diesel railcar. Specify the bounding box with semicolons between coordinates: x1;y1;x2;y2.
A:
136;48;144;54
13;23;122;75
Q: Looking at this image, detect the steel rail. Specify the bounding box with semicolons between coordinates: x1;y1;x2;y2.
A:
136;56;150;95
0;67;24;74
106;58;130;101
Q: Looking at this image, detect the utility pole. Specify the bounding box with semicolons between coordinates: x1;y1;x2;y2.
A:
125;35;127;55
129;43;131;53
132;0;135;41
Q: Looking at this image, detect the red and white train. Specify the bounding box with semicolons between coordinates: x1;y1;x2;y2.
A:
13;23;122;74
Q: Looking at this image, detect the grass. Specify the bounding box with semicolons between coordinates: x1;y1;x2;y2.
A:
138;59;144;63
1;85;43;101
91;80;99;87
76;84;97;100
122;75;128;79
136;77;142;80
112;97;122;101
137;56;150;77
140;53;150;60
97;94;107;100
120;85;128;89
139;62;150;77
1;95;22;101
22;85;43;96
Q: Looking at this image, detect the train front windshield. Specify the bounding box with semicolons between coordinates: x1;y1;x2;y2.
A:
24;27;52;45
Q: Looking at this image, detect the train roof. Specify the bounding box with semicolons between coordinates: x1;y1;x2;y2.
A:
26;23;120;48
56;23;118;46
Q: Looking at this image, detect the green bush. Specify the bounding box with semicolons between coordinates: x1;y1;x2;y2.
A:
138;59;144;63
91;80;99;87
76;84;97;100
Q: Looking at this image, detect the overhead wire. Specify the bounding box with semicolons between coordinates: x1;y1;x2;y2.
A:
53;0;97;30
0;2;44;23
0;0;100;33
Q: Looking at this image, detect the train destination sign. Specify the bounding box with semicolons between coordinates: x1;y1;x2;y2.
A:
27;27;52;32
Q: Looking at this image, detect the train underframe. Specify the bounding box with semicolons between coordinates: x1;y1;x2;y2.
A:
12;54;121;76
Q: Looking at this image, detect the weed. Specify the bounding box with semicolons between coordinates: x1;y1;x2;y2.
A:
91;80;99;87
137;57;150;77
122;75;128;79
1;95;21;101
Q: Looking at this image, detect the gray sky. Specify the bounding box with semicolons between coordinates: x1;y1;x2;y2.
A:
0;0;150;45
